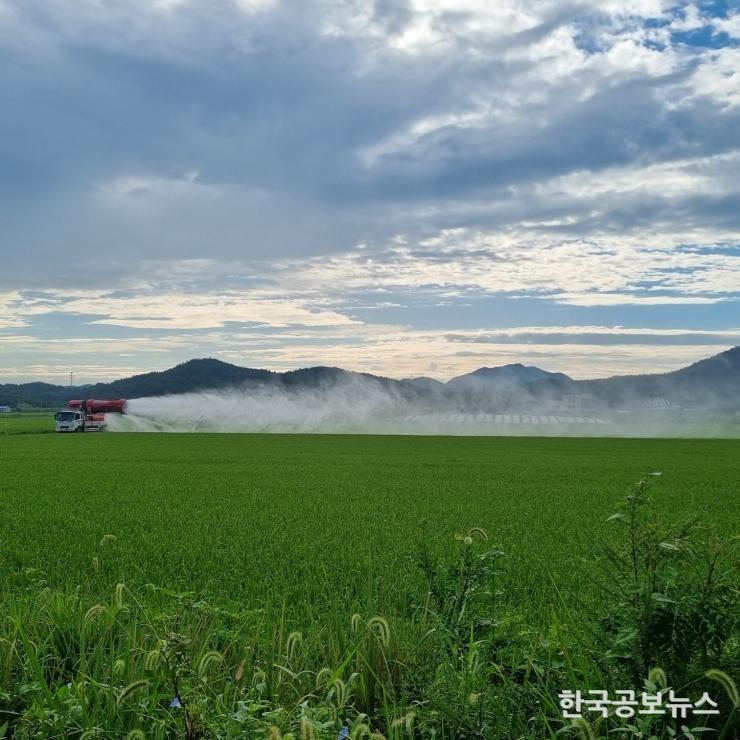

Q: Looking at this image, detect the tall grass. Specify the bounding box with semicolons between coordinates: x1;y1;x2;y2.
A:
0;476;737;737
0;434;738;737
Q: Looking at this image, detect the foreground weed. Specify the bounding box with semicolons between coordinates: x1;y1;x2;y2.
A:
600;474;739;688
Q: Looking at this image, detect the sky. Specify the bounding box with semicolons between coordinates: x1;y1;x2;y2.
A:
0;0;739;384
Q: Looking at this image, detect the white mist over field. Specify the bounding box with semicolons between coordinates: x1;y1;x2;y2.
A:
110;379;409;434
102;368;739;437
106;377;617;436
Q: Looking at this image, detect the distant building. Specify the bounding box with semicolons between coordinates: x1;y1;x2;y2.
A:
0;406;11;413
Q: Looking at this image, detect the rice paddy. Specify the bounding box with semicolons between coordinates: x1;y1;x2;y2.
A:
0;431;738;738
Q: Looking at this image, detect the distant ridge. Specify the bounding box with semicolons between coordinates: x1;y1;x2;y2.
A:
448;363;571;391
577;345;740;409
1;347;739;412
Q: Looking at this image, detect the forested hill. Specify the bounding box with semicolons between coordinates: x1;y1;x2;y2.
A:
2;347;739;411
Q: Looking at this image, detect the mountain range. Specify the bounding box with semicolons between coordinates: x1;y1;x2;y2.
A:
2;346;739;415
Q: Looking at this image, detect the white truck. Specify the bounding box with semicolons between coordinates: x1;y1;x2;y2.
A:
54;408;102;432
54;399;126;432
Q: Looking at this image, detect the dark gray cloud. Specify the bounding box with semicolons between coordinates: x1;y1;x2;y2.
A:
0;0;739;380
1;1;736;222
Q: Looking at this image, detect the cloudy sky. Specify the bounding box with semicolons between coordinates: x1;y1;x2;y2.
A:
1;0;739;383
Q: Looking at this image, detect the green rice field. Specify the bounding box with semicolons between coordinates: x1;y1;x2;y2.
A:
0;412;54;435
1;430;738;738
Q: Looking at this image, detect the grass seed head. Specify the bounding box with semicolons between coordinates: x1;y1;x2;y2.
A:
350;723;370;739
84;604;106;621
144;649;161;672
116;679;148;706
391;710;415;733
300;717;316;740
315;667;332;689
234;659;245;682
706;668;739;708
570;717;596;740
114;583;125;608
286;630;302;663
197;650;223;678
367;616;390;647
647;666;667;689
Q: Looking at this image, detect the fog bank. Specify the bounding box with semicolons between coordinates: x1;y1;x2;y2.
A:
106;377;738;437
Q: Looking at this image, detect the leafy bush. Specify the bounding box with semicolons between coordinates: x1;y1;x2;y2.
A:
601;474;739;686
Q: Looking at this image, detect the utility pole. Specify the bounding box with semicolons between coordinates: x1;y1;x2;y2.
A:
70;370;73;387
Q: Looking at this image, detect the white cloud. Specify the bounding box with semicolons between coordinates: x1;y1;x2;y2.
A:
669;4;705;32
597;37;677;75
715;12;740;39
271;229;740;304
536;150;739;200
0;293;29;328
2;319;738;383
549;293;721;306
686;47;740;108
234;0;277;13
60;292;359;330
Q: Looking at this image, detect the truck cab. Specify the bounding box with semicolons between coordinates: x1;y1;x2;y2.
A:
54;409;85;432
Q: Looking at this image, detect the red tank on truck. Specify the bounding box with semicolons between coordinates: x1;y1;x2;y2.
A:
54;399;127;432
